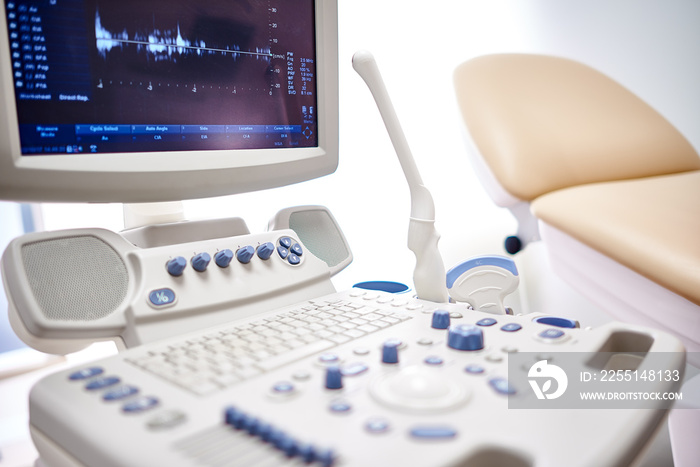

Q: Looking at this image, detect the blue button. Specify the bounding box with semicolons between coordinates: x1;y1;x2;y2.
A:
69;367;104;380
465;364;485;374
476;318;497;327
365;418;390;433
279;237;292;249
410;426;458;440
236;245;255;264
424;356;444;366
191;252;211;272
279;435;299;457
329;401;352;413
149;288;175;307
103;385;139;401
215;249;234;268
534;316;579;328
319;353;339;364
225;407;246;429
288;254;301;265
291;243;303;256
85;376;120;391
166;256;187;276
341;362;369;376
539;329;565;339
272;382;295;393
298;444;317;463
489;377;516;395
317;449;337;467
122;396;159;413
257;242;275;260
500;323;522;333
431;310;450;329
277;246;289;259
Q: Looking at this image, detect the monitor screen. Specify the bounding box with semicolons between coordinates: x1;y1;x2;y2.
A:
0;0;338;202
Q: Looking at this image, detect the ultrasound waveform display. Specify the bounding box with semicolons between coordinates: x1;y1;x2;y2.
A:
94;10;271;63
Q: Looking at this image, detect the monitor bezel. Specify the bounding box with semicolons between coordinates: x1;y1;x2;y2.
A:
0;0;338;203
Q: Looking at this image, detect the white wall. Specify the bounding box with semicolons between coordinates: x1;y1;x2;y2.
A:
41;0;700;298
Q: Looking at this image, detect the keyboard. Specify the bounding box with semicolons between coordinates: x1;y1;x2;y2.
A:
127;295;414;396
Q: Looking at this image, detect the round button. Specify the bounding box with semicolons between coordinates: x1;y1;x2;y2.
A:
290;243;303;256
500;323;522;333
69;367;104;380
424;356;444;366
365;418;390;434
288;254;301;265
329;401;352;413
465;364;485;374
431;310;450;329
256;242;275;260
279;237;293;249
447;324;484;351
539;329;565;339
272;382;295;394
476;318;497;327
214;249;234;268
166;256;187;276
236;245;255;264
191;252;211;272
277;246;289;259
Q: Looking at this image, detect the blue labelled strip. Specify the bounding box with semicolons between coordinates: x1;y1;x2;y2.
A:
75;124;131;135
20;124;75;146
180;125;226;134
226;125;267;134
131;125;180;135
446;255;519;289
266;125;301;133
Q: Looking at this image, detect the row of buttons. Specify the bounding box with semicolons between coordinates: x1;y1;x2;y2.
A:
68;366;185;430
165;237;304;276
224;406;337;466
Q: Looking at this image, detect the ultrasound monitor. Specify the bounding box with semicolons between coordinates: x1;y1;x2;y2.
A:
0;0;338;203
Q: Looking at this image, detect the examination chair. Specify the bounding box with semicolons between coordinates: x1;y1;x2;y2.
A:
453;53;700;466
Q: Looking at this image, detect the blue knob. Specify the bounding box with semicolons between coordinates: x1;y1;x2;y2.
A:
447;324;484;351
215;249;234;268
166;256;187;276
257;242;275;260
325;365;343;390
382;341;399;364
236;245;255;264
431;310;451;329
191;252;211;272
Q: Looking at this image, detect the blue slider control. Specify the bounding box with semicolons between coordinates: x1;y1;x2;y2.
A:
191;252;211;272
447;324;484;351
325;365;343;390
166;256;187;276
431;310;451;329
256;242;275;260
214;249;234;268
236;245;255;264
382;341;400;364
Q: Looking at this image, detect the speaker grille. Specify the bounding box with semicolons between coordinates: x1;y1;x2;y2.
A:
289;210;349;268
21;235;129;321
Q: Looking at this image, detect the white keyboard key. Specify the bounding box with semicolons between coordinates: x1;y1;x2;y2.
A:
257;340;333;371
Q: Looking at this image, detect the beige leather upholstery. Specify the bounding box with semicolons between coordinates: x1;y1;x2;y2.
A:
532;171;700;305
454;54;700;202
454;53;700;306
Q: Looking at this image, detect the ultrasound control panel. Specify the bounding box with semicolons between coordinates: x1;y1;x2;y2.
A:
29;287;685;467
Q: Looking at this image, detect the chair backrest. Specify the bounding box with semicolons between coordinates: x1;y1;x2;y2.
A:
453;54;700;202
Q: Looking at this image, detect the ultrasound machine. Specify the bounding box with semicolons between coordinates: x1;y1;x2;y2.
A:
0;1;688;466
